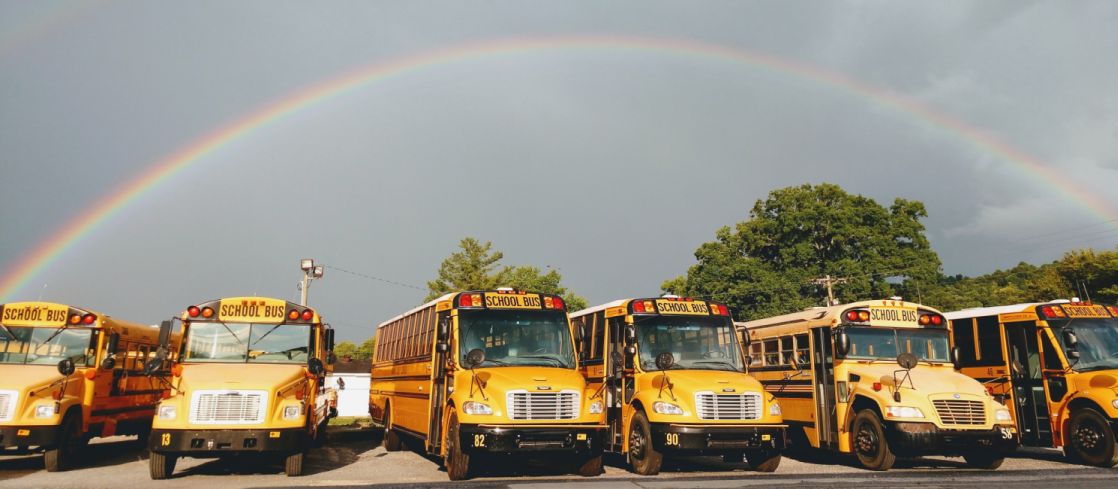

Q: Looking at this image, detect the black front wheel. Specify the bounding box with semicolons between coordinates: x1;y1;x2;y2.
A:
444;411;472;480
962;451;1005;470
851;409;895;471
149;451;177;480
746;450;782;472
1066;409;1118;467
627;410;662;475
43;414;81;472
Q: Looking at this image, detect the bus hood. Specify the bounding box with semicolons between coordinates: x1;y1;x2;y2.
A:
646;369;765;395
1074;370;1118;394
467;366;585;395
846;363;987;397
0;364;65;393
176;363;307;392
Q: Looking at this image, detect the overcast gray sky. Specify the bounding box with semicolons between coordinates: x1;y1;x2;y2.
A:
2;1;1116;340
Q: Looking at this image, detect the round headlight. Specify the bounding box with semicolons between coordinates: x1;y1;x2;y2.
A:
652;401;684;415
769;402;782;416
158;405;177;420
35;405;55;418
463;401;493;415
995;408;1012;422
588;400;603;414
283;405;301;419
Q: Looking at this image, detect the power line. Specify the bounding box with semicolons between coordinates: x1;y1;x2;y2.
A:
323;265;427;292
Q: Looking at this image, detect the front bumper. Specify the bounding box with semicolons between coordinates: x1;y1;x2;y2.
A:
0;425;60;449
149;428;306;456
458;424;605;454
649;423;786;453
885;422;1017;456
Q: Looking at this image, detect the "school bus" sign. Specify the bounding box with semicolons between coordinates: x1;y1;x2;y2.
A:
1062;305;1110;319
655;300;710;316
868;306;919;327
0;302;71;327
217;298;287;323
483;293;542;309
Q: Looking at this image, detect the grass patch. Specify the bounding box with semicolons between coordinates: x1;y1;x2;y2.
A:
329;416;373;427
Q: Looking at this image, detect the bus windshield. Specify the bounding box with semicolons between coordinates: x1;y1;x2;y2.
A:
183;322;311;364
0;326;96;366
636;316;743;372
1053;318;1118;372
845;327;950;363
458;310;574;369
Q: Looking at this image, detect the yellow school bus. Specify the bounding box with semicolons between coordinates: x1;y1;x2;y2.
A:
147;297;336;479
739;299;1017;471
0;301;173;471
370;289;606;480
946;300;1118;467
569;297;785;475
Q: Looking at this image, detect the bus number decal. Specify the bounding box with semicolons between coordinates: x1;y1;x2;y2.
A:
665;433;679;446
161;433;171;446
473;434;486;447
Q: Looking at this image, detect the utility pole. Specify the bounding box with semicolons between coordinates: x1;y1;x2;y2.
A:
810;275;848;306
298;258;325;306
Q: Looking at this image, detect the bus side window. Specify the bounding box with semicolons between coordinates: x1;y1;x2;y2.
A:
750;341;762;366
975;316;1005;367
794;334;809;366
763;339;779;366
779;336;793;365
953;318;978;366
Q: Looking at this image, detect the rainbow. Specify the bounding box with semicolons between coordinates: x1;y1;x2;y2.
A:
2;35;1116;302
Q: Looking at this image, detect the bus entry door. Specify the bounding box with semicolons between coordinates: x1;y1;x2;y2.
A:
812;327;838;449
1005;322;1052;446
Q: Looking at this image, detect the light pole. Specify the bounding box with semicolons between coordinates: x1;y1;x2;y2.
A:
298;258;325;306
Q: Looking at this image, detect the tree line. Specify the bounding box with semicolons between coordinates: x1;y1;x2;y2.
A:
340;183;1118;352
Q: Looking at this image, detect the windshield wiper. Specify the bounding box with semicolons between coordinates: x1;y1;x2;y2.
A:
518;355;569;368
38;325;70;347
218;322;245;345
692;360;741;371
0;323;16;341
251;324;284;347
480;358;510;366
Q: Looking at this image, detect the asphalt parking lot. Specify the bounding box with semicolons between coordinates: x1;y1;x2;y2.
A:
1;427;1114;488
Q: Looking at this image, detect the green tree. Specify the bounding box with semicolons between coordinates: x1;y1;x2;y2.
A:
359;337;377;361
426;237;588;310
334;341;358;360
426;238;510;301
664;184;942;319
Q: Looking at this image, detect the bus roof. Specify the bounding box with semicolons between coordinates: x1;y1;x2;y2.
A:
943;299;1071;320
569;299;628;318
737;299;942;332
376;293;454;329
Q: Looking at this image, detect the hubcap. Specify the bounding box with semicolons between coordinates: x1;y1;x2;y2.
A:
629;426;646;459
1075;421;1103;453
856;425;878;456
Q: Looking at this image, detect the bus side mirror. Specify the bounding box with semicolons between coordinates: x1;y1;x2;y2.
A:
624;325;636;345
308;358;325;377
325;328;336;353
951;346;962;370
157;320;173;350
1062;329;1080;359
465;348;485;369
327;353;337;365
101;333;120;370
743;355;753;367
438;317;450;340
57;358;75;376
611;354;624;381
835;332;850;357
144;355;164;376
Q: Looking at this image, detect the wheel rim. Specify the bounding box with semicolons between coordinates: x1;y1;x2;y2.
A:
629;424;646;460
855;423;879;457
1074;417;1107;455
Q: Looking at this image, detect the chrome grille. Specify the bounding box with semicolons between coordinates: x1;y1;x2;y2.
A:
506;390;579;420
190;390;266;424
933;399;986;425
0;391;15;422
695;392;763;420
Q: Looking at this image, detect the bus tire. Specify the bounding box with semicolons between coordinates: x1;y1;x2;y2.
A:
962;451;1004;470
746;449;782;472
628;410;662;475
149;451;177;480
43;413;81;472
851;409;895;471
574;451;603;476
1067;408;1118;467
284;451;305;476
382;405;403;452
445;411;472;480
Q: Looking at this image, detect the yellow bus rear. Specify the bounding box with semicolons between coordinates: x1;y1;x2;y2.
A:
0;301;173;471
946;301;1118;467
370;289;606;480
740;299;1017;471
147;297;336;479
570;297;785;475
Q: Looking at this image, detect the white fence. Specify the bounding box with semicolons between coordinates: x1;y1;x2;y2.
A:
327;373;371;417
